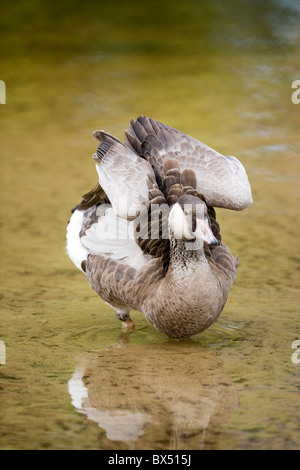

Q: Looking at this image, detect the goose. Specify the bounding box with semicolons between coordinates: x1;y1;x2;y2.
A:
66;116;252;338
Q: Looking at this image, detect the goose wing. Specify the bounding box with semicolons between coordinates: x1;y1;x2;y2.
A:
92;130;158;221
125;116;252;211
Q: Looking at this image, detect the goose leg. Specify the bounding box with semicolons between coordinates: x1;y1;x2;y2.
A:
115;308;135;330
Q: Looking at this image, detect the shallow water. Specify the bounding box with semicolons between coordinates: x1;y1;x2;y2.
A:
0;0;300;450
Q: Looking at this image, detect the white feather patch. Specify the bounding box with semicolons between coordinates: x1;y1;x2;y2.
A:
81;206;152;270
66;210;88;273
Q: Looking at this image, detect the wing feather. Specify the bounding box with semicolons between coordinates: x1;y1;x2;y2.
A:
92;130;157;220
125;116;253;210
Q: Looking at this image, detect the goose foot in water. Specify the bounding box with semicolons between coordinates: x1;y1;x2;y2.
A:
121;319;135;331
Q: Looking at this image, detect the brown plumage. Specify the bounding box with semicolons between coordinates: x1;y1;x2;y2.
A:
66;116;252;338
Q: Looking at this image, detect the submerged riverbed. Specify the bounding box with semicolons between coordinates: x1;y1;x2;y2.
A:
0;0;299;450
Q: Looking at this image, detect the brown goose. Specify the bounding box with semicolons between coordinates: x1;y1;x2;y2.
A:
66;116;252;338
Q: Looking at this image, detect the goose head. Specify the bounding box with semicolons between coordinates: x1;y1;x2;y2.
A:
168;194;218;246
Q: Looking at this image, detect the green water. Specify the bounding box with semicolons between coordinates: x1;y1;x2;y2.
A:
0;0;299;450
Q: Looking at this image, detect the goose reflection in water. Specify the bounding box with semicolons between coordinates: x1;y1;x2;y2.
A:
68;332;238;450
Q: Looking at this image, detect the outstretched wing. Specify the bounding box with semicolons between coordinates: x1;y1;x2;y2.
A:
125;116;253;211
92;130;158;221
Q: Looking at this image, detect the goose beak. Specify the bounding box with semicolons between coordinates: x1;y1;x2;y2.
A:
169;202;218;245
194;218;218;245
208;235;218;246
203;219;218;245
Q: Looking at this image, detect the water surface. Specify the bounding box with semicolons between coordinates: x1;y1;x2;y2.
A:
0;0;299;450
